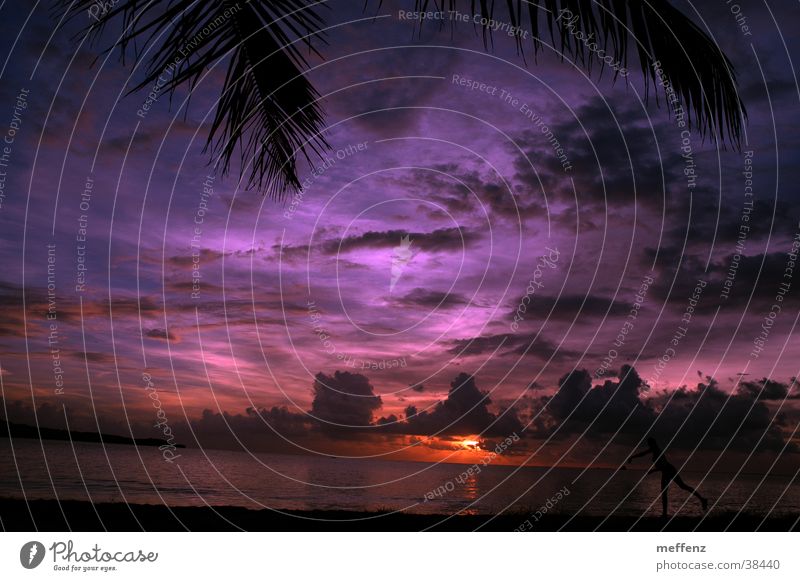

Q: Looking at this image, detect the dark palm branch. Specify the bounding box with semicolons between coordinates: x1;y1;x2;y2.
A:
414;0;746;146
56;0;746;199
57;0;330;198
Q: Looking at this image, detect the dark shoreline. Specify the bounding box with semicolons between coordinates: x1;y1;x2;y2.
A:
0;420;185;448
1;498;796;531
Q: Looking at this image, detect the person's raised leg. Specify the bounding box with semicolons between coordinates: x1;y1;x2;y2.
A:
675;476;708;511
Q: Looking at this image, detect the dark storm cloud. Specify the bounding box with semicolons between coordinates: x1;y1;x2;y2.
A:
166;249;228;267
511;96;683;208
170;295;309;319
647;249;799;314
1;400;71;430
536;365;795;452
448;332;514;356
712;251;800;308
144;328;177;341
506;293;629;322
506;336;584;363
649;379;794;452
0;281;162;337
547;365;643;428
0;275;307;357
448;331;582;363
186;406;314;452
388;161;544;222
660;197;800;251
0;281;30;302
311;371;383;428
737;378;799;401
166;280;223;294
267;227;482;264
269;243;311;263
1;400;139;435
68;351;116;363
388;372;522;437
318;42;459;137
0;283;29;338
191;406;312;440
98;296;162;317
642;198;800;291
391;287;471;309
415;164;537;220
170;375;387;448
0;281;73;337
322;227;481;254
237;370;526;439
193;370;523;444
399;163;475;212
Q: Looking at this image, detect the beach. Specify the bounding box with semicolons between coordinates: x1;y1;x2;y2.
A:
1;498;796;531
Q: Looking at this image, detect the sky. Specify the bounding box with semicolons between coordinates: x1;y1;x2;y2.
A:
0;0;799;469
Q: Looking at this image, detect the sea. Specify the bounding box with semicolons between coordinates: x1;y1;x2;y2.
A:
1;439;798;520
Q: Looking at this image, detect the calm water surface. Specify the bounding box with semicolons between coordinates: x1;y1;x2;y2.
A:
1;439;798;518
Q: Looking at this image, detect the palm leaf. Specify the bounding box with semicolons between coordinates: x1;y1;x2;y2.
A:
413;0;746;146
56;0;746;200
56;0;330;199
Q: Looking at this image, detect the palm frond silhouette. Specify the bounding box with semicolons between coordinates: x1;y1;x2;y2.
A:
56;0;746;200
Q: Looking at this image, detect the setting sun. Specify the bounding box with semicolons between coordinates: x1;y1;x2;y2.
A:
460;439;481;450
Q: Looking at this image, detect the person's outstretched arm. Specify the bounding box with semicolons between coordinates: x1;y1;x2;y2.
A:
627;449;651;463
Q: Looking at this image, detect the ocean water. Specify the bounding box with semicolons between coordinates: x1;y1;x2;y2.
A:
1;438;798;520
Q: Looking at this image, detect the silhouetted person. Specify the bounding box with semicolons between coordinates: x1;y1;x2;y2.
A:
627;437;708;517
